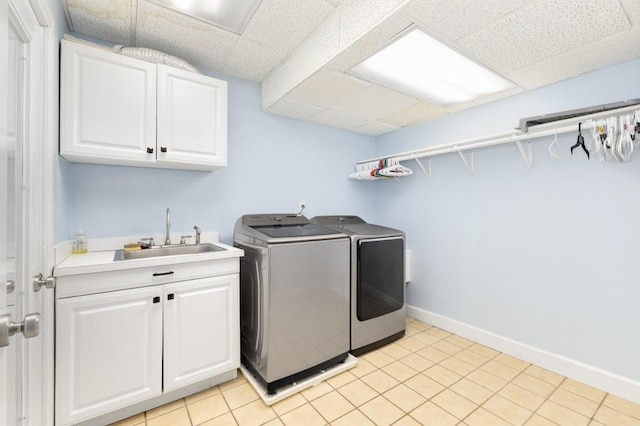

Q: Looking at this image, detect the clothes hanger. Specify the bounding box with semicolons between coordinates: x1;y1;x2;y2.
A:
548;129;561;159
570;122;589;159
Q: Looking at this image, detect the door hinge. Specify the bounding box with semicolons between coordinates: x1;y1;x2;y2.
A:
33;273;55;292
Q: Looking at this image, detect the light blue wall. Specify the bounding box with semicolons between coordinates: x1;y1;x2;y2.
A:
375;58;640;381
54;64;376;244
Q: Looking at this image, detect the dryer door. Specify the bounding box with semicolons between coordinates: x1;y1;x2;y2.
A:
357;237;404;321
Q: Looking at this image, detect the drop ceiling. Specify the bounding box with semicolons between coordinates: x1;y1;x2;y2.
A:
62;0;640;136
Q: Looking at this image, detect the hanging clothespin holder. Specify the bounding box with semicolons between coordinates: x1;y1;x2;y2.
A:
570;122;589;159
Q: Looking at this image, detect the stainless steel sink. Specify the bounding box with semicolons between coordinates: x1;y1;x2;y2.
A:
114;243;226;261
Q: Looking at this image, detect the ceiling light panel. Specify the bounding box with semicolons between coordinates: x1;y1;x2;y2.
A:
148;0;263;34
350;28;514;107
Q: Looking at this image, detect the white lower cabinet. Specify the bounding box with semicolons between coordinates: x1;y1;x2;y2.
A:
55;273;239;426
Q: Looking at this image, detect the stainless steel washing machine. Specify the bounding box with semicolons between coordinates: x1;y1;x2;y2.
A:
311;216;405;355
234;214;350;394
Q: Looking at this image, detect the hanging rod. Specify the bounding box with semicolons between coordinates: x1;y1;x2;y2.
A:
357;103;640;165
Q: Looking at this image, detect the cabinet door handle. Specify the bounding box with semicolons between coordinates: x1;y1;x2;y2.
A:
167;293;175;301
146;147;154;154
160;147;167;153
152;271;174;277
153;296;160;304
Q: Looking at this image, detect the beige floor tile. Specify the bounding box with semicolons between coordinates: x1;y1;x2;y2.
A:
382;361;419;382
494;353;530;371
404;325;421;336
499;383;545;411
444;334;474;348
359;396;405;426
404;373;446;399
409;401;458;426
392;415;422;426
467;343;500;359
593;405;640;425
279;404;325;426
450;379;493;405
432;340;464;355
523;365;564;386
271;393;307;417
383;384;427;412
424;327;452;339
331;409;375;426
482;394;533;425
311;391;355;422
467;369;508;392
222;383;259;410
200;412;238;426
188;393;231;425
589;421;606;426
536;400;590;426
399;353;434;372
361;370;400;393
511;372;556;397
147;399;186;419
300;381;333;401
603;394;640;420
423;364;462;387
262;419;284;426
415;346;450;363
464;407;512;426
480;360;520;381
560;378;607;403
431;388;477;419
379;343;412;360
338;379;379;407
407;320;431;331
440;356;476;376
411;331;441;345
219;374;248;392
351;359;378;378
395;337;428;352
455;349;491;368
549;388;599;417
524;414;556;426
146;407;191;426
362;350;395;368
326;370;357;389
186;386;222;405
231;399;277;426
110;413;145;426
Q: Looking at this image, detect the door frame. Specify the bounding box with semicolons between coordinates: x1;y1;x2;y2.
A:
5;0;56;424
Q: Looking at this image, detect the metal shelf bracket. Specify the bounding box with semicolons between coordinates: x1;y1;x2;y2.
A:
457;150;474;175
515;139;533;170
414;158;431;179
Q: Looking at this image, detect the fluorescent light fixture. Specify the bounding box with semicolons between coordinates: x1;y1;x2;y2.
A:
148;0;263;34
351;29;514;106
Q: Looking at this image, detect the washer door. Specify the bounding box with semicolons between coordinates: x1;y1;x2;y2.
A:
357;237;404;321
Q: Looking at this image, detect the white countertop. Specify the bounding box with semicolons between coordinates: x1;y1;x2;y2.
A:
54;236;243;277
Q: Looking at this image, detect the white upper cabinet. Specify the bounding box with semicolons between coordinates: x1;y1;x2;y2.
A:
60;40;227;171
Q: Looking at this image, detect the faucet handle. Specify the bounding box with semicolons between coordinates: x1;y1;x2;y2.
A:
179;235;192;245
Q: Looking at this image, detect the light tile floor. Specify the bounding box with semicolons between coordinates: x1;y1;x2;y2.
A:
111;318;640;425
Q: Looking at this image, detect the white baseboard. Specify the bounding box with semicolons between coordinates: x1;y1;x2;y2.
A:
407;305;640;404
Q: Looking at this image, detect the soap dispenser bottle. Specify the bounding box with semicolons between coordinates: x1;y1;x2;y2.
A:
72;226;88;254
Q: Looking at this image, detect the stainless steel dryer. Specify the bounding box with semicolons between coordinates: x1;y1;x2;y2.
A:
311;216;405;355
234;214;350;394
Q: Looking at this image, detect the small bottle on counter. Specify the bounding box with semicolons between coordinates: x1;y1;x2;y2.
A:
72;226;88;254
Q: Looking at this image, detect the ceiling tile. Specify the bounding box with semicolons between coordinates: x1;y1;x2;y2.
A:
308;109;369;130
222;37;287;81
403;0;529;41
351;121;400;135
242;0;336;53
459;0;633;74
135;0;239;72
508;26;640;89
620;0;640;25
288;69;370;107
266;97;326;120
66;0;133;46
378;102;447;127
339;0;412;48
332;85;419;121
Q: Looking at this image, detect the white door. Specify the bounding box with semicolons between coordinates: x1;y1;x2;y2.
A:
1;0;54;425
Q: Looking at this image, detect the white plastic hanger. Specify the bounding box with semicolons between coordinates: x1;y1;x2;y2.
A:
548;129;562;160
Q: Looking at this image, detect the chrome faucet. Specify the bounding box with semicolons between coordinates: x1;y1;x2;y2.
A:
164;208;171;246
193;225;201;245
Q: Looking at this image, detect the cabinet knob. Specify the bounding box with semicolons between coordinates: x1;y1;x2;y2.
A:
167;293;175;301
160;147;167;153
146;147;154;154
153;296;160;304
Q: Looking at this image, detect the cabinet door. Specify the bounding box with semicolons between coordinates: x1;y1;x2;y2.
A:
55;286;163;426
60;40;157;165
163;275;239;391
157;64;227;170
